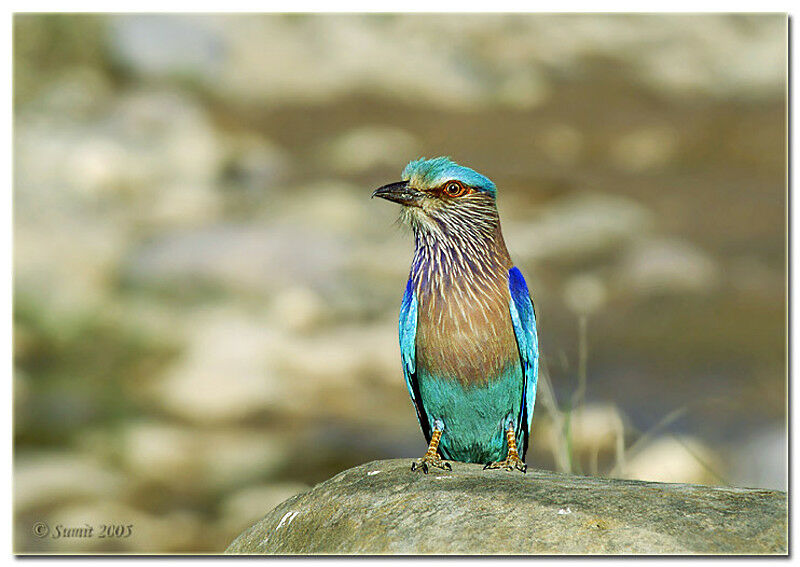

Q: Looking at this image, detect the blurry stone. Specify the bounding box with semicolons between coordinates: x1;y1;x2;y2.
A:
13;371;35;443
21;14;785;116
618;237;718;295
108;15;225;81
221;133;291;194
149;305;403;425
101;295;187;349
15;113;131;317
226;459;787;554
109;89;225;225
539;123;584;166
17;87;223;205
271;325;402;417
622;435;721;485
65;136;130;198
282;181;371;233
13;14;108;106
533;405;626;475
568;403;625;457
13;369;30;411
350;238;415;282
120;421;288;490
610;126;678;172
728;255;781;298
31;66;113;118
211;15;486;109
270;287;327;333
636;14;786;99
14;216;125;318
147;181;221;226
105;15;783;108
206;432;290;489
562;273;608;315
142;314;403;427
111;89;222;183
121;422;198;484
728;426;786;490
152;308;282;422
14;86;225;321
531;14;784;100
15;115;122;202
220;483;309;538
125;224;348;295
319;126;419;174
506;192;653;262
496;68;550;109
14;452;124;513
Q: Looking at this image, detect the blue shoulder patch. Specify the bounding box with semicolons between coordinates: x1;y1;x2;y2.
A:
507;266;539;454
399;277;417;378
399;277;431;439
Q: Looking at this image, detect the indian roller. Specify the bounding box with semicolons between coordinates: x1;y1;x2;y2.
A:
373;157;539;473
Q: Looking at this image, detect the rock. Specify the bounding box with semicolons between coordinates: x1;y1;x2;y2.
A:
226;459;787;555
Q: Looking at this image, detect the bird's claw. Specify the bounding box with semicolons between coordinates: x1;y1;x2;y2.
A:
484;455;527;473
411;454;451;474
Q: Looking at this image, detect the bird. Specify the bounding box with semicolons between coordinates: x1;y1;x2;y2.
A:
372;156;539;473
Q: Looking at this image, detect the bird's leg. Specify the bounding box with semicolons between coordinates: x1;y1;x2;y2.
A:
484;426;527;473
411;422;451;473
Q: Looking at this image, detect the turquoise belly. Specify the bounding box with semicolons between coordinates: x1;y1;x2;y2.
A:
417;364;523;463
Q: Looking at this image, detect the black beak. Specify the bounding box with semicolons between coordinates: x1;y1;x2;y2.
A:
371;181;424;207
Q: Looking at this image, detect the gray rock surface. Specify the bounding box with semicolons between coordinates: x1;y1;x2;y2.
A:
225;459;787;555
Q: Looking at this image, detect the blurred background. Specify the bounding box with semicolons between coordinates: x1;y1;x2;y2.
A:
13;13;786;553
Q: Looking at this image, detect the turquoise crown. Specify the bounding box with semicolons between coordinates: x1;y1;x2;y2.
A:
402;157;496;196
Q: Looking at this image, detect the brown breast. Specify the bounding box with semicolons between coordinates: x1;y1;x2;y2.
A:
414;269;519;387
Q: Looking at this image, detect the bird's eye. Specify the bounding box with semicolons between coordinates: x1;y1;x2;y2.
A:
443;181;467;197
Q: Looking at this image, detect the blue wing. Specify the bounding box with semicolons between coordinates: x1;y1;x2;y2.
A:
399;277;432;442
507;266;539;458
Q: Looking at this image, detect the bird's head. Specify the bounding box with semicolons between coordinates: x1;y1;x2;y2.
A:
372;157;499;239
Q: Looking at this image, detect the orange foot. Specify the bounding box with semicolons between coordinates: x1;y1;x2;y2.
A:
411;453;451;474
483;454;527;473
484;427;527;473
411;427;451;474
